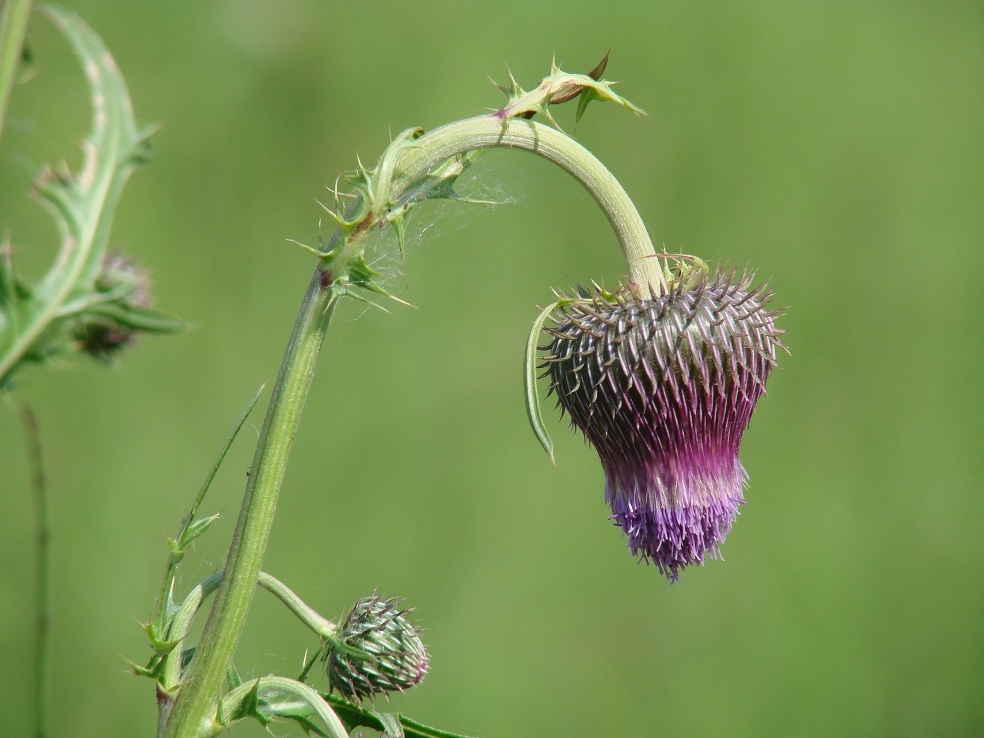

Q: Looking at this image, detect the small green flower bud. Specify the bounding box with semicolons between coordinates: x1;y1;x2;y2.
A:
326;595;428;702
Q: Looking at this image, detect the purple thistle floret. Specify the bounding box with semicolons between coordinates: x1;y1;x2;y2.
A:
543;269;784;581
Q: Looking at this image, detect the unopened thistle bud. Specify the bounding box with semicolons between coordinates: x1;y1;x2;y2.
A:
542;268;784;581
325;595;428;701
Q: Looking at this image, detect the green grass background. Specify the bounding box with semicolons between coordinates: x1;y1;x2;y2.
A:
2;1;982;736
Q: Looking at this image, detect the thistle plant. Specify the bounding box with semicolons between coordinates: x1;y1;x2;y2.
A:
2;4;785;736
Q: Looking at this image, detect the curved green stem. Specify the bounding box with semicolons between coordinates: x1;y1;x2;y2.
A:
395;116;663;292
159;572;222;707
256;571;336;639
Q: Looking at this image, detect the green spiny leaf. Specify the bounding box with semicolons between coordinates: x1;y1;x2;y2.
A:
0;4;154;382
150;386;263;639
143;625;179;656
35;3;148;288
397;714;480;738
220;679;266;725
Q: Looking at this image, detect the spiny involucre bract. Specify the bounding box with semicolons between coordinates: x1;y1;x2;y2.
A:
542;268;784;581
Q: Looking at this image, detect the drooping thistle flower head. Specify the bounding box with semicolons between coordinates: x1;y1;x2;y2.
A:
541;262;784;581
325;595;428;702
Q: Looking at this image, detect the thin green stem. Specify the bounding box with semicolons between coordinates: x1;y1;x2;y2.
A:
152;384;265;639
17;401;49;738
0;0;33;145
296;649;321;683
256;571;336;639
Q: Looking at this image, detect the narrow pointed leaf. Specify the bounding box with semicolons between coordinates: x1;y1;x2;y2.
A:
524;300;561;462
84;302;183;333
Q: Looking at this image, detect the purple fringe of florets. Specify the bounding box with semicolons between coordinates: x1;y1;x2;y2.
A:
604;454;747;581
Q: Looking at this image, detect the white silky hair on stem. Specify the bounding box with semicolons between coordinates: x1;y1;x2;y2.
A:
298;155;515;323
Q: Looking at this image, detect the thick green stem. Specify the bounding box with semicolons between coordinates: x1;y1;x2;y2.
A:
0;0;33;145
162;270;335;738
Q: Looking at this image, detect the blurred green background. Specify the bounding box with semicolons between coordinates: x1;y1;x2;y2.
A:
2;1;982;736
